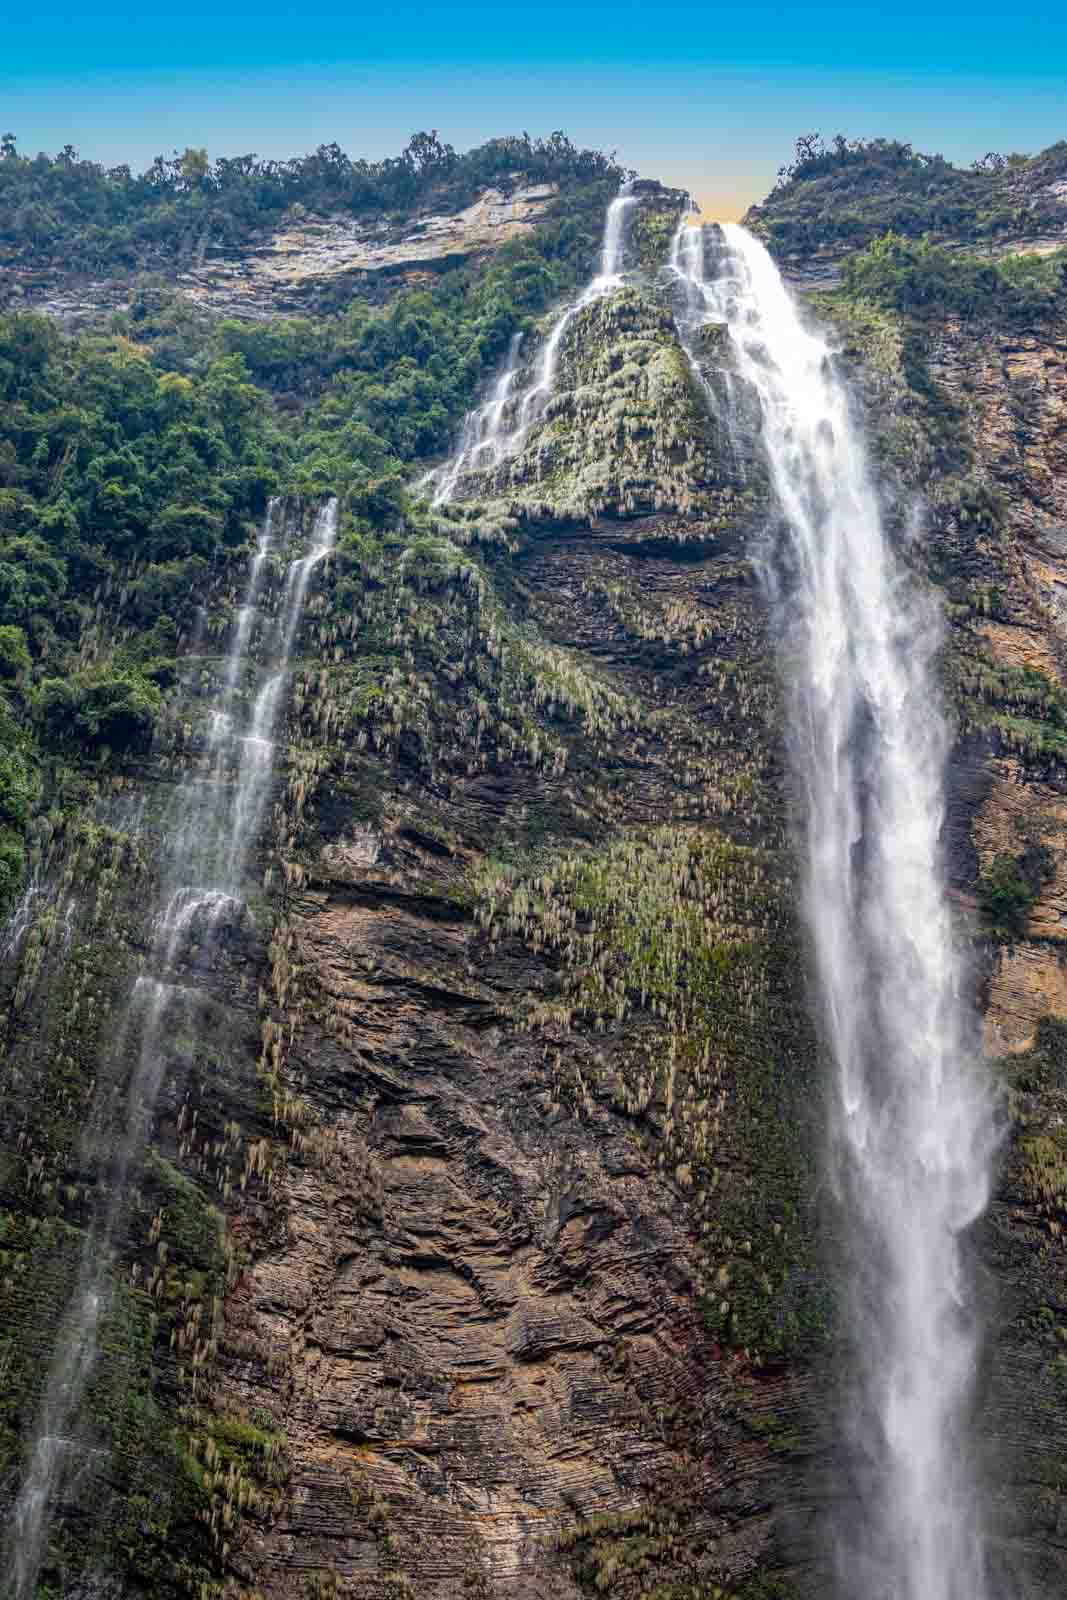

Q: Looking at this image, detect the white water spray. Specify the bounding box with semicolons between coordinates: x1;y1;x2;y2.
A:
427;192;637;504
671;219;997;1599
4;496;338;1597
0;876;43;960
226;497;338;881
429;331;524;507
511;192;635;440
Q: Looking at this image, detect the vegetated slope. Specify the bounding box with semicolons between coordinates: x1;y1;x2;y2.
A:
747;133;1067;272
0;128;1066;1600
0;132;632;324
0;150;628;919
0;130;621;274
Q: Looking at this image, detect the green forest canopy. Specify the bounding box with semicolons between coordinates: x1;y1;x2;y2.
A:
756;132;1067;255
0;134;625;902
0;128;627;270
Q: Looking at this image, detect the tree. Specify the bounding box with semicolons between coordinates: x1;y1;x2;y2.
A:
403;130;456;177
179;147;210;187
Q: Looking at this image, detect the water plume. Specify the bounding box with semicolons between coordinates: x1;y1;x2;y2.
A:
670;218;998;1600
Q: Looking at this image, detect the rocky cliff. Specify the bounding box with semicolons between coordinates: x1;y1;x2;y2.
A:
2;183;562;329
2;146;1067;1600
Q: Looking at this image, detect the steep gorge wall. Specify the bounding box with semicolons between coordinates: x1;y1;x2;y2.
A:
816;284;1067;1595
3;180;1067;1600
0;236;824;1600
170;264;827;1598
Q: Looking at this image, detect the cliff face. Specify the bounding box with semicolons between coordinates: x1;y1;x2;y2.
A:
744;137;1067;283
168;246;824;1596
812;278;1067;1594
4;183;562;329
3;161;1067;1600
0;192;823;1600
928;314;1067;1595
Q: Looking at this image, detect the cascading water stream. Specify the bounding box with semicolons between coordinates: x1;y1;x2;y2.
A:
4;495;338;1599
429;331;524;507
226;497;339;882
511;191;635;442
426;191;636;505
670;219;998;1599
0;875;44;960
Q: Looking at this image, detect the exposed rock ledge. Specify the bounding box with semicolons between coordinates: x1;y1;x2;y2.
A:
3;182;560;328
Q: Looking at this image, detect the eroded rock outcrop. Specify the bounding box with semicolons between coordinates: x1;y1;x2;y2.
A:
2;183;561;328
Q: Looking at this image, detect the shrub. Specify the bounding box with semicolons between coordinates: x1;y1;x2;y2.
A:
977;842;1054;936
841;232;1067;322
36;668;162;749
0;625;30;677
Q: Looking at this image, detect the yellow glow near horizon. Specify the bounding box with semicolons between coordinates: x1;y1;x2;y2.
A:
685;185;753;223
656;160;765;223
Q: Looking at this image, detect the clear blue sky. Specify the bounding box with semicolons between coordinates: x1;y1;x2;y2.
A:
5;2;1066;216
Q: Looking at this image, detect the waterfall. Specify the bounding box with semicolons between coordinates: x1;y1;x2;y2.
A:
0;875;44;960
598;190;636;279
426;191;637;505
430;331;524;507
510;191;635;442
4;495;338;1599
670;220;998;1599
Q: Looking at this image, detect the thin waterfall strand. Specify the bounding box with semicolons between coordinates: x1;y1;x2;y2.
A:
4;496;337;1599
430;331;523;507
670;218;996;1600
512;192;635;442
427;192;636;505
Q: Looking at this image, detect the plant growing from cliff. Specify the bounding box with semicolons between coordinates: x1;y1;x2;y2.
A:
955;658;1067;772
0;624;31;677
977;842;1053;937
283;526;645;793
475;826;775;1043
0;689;39;908
178;1406;289;1570
841;232;1067;322
1019;1128;1067;1230
35;665;163;750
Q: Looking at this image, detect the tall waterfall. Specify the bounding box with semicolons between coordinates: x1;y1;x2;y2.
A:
427;191;636;505
4;496;338;1599
671;220;997;1598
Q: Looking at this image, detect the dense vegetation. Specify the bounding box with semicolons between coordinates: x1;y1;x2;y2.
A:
753;132;1067;257
0;128;627;271
978;840;1056;937
840;232;1067;321
0;146;621;915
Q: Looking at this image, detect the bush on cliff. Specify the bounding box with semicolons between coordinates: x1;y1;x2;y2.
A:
977;842;1055;937
0;129;625;272
841;232;1067;321
35;667;162;751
